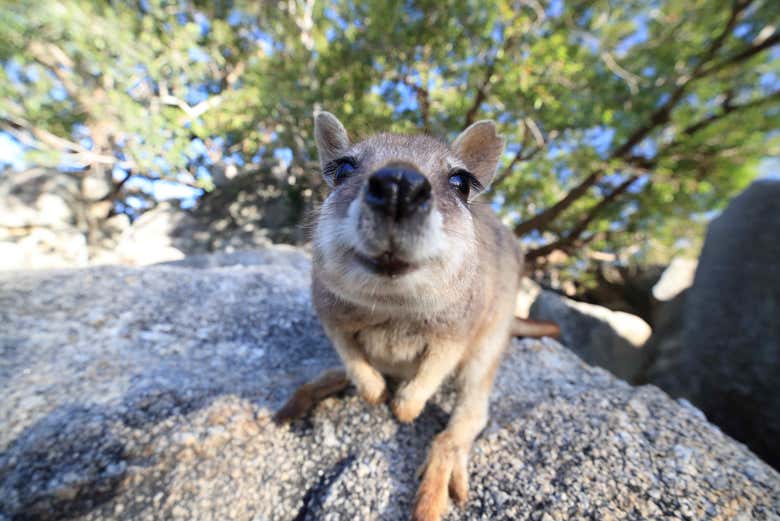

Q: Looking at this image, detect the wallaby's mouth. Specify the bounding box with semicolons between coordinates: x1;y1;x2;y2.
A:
354;250;416;277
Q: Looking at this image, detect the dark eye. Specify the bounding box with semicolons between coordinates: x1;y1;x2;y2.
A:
325;157;357;185
448;170;472;199
334;161;355;183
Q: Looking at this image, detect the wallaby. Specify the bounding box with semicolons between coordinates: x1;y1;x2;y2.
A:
275;112;559;521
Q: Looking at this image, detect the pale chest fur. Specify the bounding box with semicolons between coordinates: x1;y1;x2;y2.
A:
356;322;428;380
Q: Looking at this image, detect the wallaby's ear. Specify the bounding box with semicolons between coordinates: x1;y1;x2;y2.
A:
452;120;504;190
314;111;350;168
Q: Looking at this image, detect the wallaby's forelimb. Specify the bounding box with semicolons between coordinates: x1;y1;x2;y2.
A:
273;368;350;424
510;317;560;339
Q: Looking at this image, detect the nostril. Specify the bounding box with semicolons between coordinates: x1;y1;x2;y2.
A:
365;171;398;215
409;178;431;206
366;176;386;202
396;172;432;219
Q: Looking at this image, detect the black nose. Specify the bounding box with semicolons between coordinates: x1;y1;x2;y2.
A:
365;165;432;220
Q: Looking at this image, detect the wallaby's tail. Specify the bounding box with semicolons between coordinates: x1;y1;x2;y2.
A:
273;368;350;424
510;317;560;339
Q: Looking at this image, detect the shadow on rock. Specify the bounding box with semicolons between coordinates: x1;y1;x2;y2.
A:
0;406;126;520
0;380;236;520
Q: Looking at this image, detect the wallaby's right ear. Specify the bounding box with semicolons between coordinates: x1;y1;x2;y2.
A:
314;111;350;169
452;120;504;190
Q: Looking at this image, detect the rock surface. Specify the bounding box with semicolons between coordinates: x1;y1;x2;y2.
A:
1;247;779;520
649;179;780;470
519;280;652;383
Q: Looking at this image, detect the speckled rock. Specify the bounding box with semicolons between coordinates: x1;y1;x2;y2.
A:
1;246;778;520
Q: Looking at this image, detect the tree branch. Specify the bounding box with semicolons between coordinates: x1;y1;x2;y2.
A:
681;89;780;137
27;41;84;103
399;75;431;132
525;174;641;261
463;62;496;129
493;118;556;187
128;172;204;189
514;170;603;236
161;93;223;121
600;51;640;94
102;171;134;203
697;32;780;78
462;26;525;130
1;116;133;169
224;60;245;88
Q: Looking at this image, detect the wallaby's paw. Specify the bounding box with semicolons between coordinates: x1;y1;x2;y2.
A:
448;450;469;506
412;435;470;520
355;370;387;405
412;445;452;521
392;388;425;423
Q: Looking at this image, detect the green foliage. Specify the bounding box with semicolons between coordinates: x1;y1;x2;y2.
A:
1;0;777;265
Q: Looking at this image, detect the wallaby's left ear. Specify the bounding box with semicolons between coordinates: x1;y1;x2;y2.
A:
452;120;504;189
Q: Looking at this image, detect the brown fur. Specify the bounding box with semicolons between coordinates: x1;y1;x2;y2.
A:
275;113;556;521
511;317;561;338
273;368;350;423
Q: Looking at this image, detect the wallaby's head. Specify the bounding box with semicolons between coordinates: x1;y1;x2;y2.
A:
312;111;504;309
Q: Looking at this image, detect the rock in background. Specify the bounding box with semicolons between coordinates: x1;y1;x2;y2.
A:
640;258;698;383
649;179;780;469
184;172;309;250
651;258;698;304
101;203;206;266
107;174;311;266
0;168;90;269
517;279;652;383
581;262;666;323
0;168;307;270
2;246;778;520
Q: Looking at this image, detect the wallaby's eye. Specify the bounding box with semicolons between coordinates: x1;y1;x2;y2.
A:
325;157;357;185
335;160;356;182
449;173;469;198
448;169;481;200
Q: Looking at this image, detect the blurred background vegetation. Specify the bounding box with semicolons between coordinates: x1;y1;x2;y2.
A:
1;0;778;288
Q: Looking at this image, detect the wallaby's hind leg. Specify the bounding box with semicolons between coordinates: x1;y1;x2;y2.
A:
273;368;350;424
